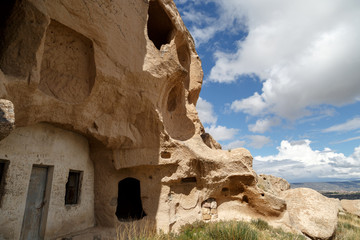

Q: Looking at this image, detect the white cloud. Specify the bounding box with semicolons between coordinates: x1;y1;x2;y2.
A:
175;0;246;46
333;136;360;144
230;92;268;116
248;117;281;133
323;117;360;132
253;140;360;182
223;140;246;150
197;98;239;142
196;97;218;125
205;125;239;141
188;0;360;120
181;9;215;27
247;135;271;149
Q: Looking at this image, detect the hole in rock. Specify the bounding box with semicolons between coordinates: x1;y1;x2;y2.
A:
181;177;197;183
261;193;265;197
242;195;249;203
116;177;147;221
0;0;16;36
147;0;174;50
221;187;229;197
176;43;190;70
167;85;181;112
161;151;171;159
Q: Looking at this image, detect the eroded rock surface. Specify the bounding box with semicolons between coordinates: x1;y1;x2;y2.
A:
258;174;290;196
281;188;340;240
0;99;14;140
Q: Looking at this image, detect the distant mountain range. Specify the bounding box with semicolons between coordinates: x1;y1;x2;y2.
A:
291;180;360;192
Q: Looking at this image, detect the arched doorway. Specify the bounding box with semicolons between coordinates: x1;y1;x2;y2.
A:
116;177;146;221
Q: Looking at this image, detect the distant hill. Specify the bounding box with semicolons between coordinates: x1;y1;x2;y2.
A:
291;180;360;192
291;180;360;200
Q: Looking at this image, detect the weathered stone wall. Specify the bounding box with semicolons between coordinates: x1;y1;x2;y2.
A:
0;124;94;239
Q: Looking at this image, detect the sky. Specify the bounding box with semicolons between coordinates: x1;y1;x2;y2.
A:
174;0;360;183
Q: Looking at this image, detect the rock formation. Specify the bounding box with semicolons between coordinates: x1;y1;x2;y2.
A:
257;174;290;196
280;188;340;240
0;99;14;141
0;0;341;239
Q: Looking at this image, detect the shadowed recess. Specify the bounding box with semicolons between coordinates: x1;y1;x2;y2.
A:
116;177;147;221
147;0;174;50
39;20;95;103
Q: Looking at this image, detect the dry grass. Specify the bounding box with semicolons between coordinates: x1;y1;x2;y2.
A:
114;212;360;240
334;211;360;240
115;218;167;240
115;218;305;240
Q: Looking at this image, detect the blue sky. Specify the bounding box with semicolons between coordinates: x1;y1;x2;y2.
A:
174;0;360;183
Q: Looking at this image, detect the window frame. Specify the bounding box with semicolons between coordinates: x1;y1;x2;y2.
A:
65;170;83;205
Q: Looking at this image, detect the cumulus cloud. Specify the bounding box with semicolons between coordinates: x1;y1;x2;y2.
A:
323;117;360;132
205;125;239;141
196;97;239;142
248;117;281;133
247;135;271;149
253;140;360;182
185;0;360;120
196;97;218;125
175;0;246;46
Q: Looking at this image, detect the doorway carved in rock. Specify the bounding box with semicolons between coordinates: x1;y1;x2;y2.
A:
116;177;146;221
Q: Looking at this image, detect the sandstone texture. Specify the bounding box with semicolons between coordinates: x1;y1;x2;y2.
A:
280;188;340;240
0;99;15;141
341;199;360;217
0;0;342;239
257;174;290;196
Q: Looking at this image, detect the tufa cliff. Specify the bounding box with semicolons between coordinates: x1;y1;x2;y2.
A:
0;1;341;240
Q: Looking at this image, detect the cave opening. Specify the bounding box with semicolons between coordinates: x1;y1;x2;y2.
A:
147;0;174;50
116;177;147;221
0;0;16;38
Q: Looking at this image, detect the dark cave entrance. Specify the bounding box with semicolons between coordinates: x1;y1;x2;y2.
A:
147;0;174;50
116;177;147;221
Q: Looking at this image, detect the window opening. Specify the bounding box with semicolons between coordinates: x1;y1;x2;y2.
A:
116;177;147;221
65;171;82;205
181;177;197;183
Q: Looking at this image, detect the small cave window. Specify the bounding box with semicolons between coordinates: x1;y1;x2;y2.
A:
161;151;171;159
147;0;174;50
0;160;10;207
116;177;147;221
181;177;197;183
65;170;82;205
